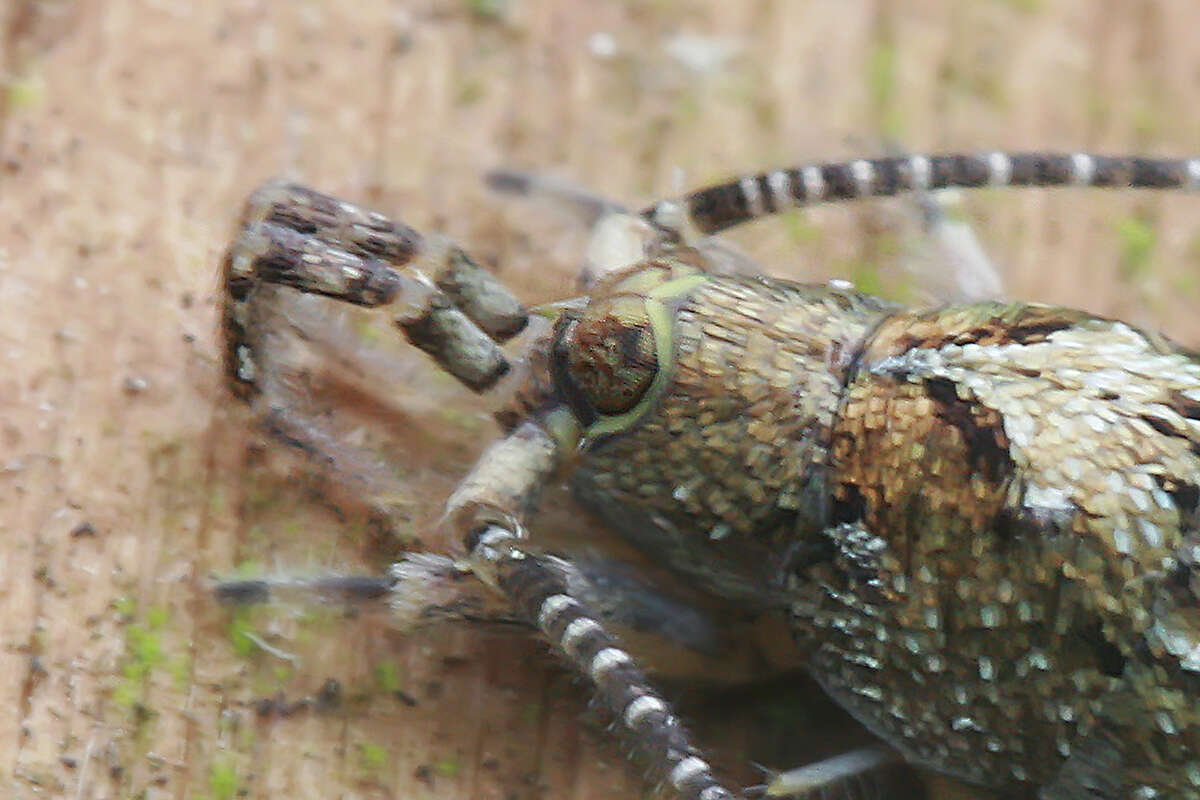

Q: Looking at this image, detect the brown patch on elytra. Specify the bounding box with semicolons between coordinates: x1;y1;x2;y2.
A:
865;304;1090;359
830;375;1013;573
1142;389;1200;457
1166;389;1200;421
923;377;1013;483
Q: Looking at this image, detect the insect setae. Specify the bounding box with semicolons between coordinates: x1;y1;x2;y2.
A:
219;152;1200;800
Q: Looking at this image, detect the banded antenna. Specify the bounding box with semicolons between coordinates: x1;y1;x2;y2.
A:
643;152;1200;236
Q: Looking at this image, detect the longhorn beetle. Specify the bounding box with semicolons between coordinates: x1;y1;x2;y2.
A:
219;152;1200;800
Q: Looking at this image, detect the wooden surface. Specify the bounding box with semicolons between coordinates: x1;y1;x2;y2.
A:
2;1;1200;799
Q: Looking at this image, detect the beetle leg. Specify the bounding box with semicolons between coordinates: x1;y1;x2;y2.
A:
761;745;926;799
218;180;536;527
221;179;527;398
903;187;1005;303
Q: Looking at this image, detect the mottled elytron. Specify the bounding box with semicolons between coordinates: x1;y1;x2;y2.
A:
220;152;1200;800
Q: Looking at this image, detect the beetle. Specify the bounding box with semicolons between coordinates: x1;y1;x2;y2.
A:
219;151;1200;800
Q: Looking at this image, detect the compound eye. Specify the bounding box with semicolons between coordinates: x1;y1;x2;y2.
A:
561;296;659;416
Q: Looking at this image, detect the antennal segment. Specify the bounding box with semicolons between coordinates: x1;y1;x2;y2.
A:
644;152;1200;237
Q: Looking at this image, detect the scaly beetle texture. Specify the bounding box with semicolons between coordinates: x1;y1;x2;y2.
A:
220;152;1200;800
